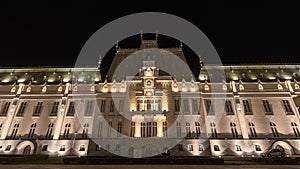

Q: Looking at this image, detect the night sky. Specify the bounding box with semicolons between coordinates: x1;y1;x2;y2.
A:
1;2;300;75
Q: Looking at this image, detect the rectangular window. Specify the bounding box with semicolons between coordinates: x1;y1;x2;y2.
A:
188;144;193;151
255;145;262;151
153;122;157;137
17;102;27;116
183;99;189;113
33;102;43;116
96;145;101;151
41;145;48;151
235;145;242;151
225;100;234;115
147;122;152;137
158;99;162;111
214;145;220;151
141;123;146;137
0;102;11;116
210;123;217;138
195;122;201;137
130;122;135;137
174;99;180;112
198;145;204;151
110;100;114;112
105;144;110;151
116;144;120;151
59;145;65;151
205;100;215;115
178;144;183;151
163;122;168;137
107;122;112;138
100;100;106;112
176;122;181;138
85;100;94;116
262;100;273;115
119;100;124;112
117;122;122;137
11;123;19;138
45;123;54;138
97;122;103;138
66;102;75;116
79;145;85;151
243;100;252;115
282;100;294;115
50;102;59;116
192;99;199;114
5;145;11;151
186;122;191;138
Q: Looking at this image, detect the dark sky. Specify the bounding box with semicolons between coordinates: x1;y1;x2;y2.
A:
1;2;300;71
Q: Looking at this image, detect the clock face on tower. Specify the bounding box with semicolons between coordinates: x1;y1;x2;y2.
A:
145;79;152;87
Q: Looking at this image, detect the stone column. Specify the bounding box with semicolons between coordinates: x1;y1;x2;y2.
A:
53;97;67;139
53;83;71;139
0;98;19;139
154;114;166;137
235;98;249;139
285;80;294;93
134;122;141;137
132;115;144;137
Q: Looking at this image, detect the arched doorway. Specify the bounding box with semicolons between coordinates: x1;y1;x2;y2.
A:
23;145;31;155
272;141;294;156
142;144;159;158
128;147;134;158
15;141;35;155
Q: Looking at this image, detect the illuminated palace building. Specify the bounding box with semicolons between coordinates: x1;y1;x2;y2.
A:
1;35;300;158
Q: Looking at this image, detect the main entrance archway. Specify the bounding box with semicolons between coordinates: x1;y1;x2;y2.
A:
272;141;294;156
23;145;31;155
15;141;35;155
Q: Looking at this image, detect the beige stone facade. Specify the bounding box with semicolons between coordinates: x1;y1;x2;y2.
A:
0;37;300;157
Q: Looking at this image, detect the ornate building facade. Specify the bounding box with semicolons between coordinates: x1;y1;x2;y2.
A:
1;36;300;158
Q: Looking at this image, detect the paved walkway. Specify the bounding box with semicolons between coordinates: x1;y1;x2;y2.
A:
0;165;300;169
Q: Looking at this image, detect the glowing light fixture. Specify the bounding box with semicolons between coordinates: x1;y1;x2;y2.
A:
2;77;11;83
204;84;209;91
63;77;71;83
47;78;55;83
17;78;26;83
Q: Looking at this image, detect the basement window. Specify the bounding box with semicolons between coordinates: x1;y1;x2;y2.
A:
59;145;65;151
188;144;193;151
235;145;242;151
79;145;85;151
41;145;48;151
255;145;262;151
198;145;204;151
214;145;220;151
5;145;11;151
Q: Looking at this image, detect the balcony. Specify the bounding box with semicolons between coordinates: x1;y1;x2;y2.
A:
129;110;167;116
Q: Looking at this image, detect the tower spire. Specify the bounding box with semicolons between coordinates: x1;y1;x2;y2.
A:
180;40;183;48
140;30;143;41
199;55;204;70
98;54;102;69
116;41;119;51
